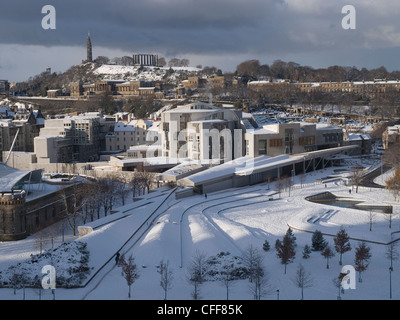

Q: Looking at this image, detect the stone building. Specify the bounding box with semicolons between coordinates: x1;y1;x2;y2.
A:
105;118;158;152
0;80;10;97
0;164;82;241
70;80;162;99
0;119;43;162
382;125;400;149
248;79;400;100
132;53;158;66
244;122;344;158
36;114;106;163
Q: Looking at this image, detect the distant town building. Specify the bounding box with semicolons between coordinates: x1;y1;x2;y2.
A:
343;132;372;155
70;80;164;99
247;79;400;100
132;53;158;66
37;114;106;162
0;80;10;98
0;104;45;162
244;122;344;158
382;125;400;149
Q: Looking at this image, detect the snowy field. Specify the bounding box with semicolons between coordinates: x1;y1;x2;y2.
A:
0;159;399;300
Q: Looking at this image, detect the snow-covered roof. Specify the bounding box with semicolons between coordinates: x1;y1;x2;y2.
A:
114;121;136;132
0;165;42;193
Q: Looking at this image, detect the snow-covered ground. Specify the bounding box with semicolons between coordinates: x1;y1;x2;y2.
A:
0;158;399;300
93;65;201;82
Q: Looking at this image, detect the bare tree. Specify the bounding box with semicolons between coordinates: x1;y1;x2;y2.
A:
333;272;347;300
97;176;117;216
35;230;47;254
187;251;208;300
219;261;236;300
386;242;399;270
137;169;156;194
283;176;294;197
246;252;272;300
118;254;140;298
385;168;400;201
242;245;263;283
383;143;400;169
368;210;376;232
385;211;397;229
59;182;88;236
130;174;141;199
114;172;132;206
275;176;284;198
293;263;313;300
158;259;174;300
350;164;365;193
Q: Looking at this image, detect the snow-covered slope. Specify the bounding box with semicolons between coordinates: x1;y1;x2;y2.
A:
93;65;201;82
0;160;399;300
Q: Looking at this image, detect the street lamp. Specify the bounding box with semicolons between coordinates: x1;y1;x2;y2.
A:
389;266;393;299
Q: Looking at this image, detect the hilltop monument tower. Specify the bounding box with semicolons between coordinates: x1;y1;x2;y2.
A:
87;33;93;62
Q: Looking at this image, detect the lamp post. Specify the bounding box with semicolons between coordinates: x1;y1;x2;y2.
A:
389;266;393;299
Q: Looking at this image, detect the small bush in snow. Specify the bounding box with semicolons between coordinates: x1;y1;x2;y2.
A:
0;241;92;289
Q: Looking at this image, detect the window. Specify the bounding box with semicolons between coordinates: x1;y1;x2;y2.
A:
285;129;294;154
258;140;267;155
269;139;283;147
299;136;315;146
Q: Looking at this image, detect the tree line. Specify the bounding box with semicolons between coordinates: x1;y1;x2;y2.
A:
235;59;400;83
59;171;156;237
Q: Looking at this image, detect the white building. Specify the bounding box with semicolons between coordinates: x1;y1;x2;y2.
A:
105;119;160;152
159;102;244;163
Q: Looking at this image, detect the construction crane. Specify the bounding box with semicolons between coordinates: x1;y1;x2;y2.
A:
4;128;20;166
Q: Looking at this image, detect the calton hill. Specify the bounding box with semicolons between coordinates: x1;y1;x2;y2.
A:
10;58;400;121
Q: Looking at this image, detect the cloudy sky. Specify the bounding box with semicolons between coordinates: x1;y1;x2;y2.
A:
1;0;400;82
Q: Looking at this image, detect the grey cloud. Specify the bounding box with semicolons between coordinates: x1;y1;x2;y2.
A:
2;0;400;82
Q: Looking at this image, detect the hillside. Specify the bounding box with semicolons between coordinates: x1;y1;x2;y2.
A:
14;63;202;97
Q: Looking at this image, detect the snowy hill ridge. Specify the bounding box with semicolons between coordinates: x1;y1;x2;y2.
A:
93;64;201;82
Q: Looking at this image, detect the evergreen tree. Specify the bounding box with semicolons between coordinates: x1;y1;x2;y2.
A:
334;228;352;265
286;228;297;246
302;244;312;259
311;230;328;251
262;240;270;252
276;229;296;274
354;242;371;282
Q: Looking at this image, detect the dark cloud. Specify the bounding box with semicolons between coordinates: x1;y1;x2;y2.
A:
2;0;400;81
0;0;285;50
